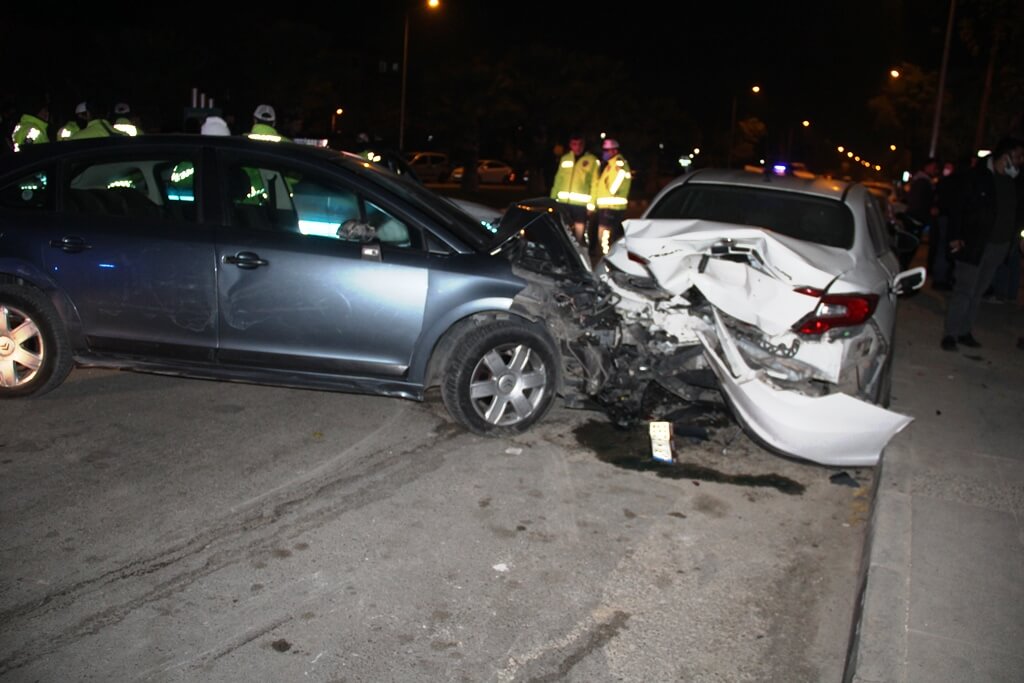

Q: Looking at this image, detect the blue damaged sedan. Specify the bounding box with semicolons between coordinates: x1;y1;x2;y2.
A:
0;135;598;435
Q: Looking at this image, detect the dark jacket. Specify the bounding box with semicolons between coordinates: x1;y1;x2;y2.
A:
949;162;1007;265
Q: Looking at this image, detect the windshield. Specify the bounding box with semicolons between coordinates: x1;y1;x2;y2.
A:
648;183;854;249
327;154;499;249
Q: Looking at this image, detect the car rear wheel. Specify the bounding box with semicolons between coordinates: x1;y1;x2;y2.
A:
0;285;73;398
441;320;559;436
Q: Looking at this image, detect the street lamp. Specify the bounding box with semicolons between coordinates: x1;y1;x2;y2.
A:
727;84;761;168
331;107;344;134
399;0;440;152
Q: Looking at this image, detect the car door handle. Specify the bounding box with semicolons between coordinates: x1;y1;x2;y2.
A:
48;236;92;253
223;252;269;269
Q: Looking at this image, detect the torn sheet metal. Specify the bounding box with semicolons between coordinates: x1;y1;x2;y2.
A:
698;308;911;467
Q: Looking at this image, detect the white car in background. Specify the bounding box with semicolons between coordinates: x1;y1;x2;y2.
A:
597;169;925;466
450;159;518;184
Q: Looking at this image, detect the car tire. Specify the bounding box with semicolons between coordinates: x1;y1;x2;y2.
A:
0;285;73;398
441;319;559;436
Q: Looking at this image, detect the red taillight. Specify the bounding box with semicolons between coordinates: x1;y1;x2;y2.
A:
793;289;879;336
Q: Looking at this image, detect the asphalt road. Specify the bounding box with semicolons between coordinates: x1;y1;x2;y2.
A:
0;363;870;681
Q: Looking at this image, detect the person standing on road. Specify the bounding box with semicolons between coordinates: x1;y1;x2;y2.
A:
902;157;938;269
550;133;599;247
930;159;960;290
11;96;50;152
112;102;140;136
247;104;289;142
69;102;122;139
57;101;89;140
940;137;1024;351
591;138;632;260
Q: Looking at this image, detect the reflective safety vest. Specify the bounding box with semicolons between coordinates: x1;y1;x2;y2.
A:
11;113;49;151
113;116;139;136
550;150;598;208
69;119;123;140
57;121;81;140
246;122;290;143
593;153;632;210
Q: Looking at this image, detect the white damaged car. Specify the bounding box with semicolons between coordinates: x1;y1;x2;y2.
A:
594;169;925;467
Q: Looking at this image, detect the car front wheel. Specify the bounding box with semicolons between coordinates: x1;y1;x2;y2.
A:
441;320;559;436
0;285;73;398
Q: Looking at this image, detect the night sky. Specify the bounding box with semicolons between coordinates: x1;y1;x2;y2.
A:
3;1;1008;172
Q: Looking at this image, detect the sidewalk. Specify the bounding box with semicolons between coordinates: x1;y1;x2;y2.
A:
844;284;1024;682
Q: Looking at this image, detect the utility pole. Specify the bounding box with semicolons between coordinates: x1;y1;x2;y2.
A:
929;0;956;158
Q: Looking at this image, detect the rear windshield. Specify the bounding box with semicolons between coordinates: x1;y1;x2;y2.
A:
647;183;854;249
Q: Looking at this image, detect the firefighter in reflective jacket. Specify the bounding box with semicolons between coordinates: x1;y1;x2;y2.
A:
550;133;598;245
11;99;50;152
590;138;632;258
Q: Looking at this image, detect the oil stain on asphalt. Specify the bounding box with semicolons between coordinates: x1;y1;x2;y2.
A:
574;417;805;495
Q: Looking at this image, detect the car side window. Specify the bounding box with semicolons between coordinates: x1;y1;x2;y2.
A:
66;157;195;222
0;170;50;211
285;172;422;249
228;164;301;233
864;195;892;257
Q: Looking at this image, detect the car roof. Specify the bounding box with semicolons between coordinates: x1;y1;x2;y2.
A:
0;134;353;175
662;168;856;202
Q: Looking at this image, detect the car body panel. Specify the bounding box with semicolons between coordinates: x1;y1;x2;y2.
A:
699;310;912;467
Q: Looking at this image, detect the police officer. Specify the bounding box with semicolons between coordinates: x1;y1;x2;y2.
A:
112;102;140;136
247;104;289;142
69;102;122;139
11;97;50;152
591;138;632;259
550;133;598;246
57;102;89;140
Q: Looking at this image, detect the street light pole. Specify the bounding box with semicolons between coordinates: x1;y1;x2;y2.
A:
399;12;410;151
929;0;956;158
399;0;440;153
727;94;738;168
727;85;760;169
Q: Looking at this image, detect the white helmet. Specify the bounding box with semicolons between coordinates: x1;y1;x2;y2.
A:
114;102;131;115
74;101;88;115
253;104;276;123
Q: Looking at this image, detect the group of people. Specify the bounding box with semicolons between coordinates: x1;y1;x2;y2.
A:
7;100;145;151
935;136;1024;352
902;139;1024;351
5;99;288;152
549;133;632;261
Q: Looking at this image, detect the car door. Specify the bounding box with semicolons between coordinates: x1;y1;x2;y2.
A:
862;191;903;339
41;148;218;359
214;155;430;377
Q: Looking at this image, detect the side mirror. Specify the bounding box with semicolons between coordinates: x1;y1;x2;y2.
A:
892;266;926;295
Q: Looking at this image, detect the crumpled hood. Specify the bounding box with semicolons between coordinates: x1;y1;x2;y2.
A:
616;219;857;336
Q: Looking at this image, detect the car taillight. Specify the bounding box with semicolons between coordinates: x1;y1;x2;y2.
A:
792;287;879;336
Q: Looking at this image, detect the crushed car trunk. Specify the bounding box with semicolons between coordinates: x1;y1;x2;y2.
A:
495;203;911;467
